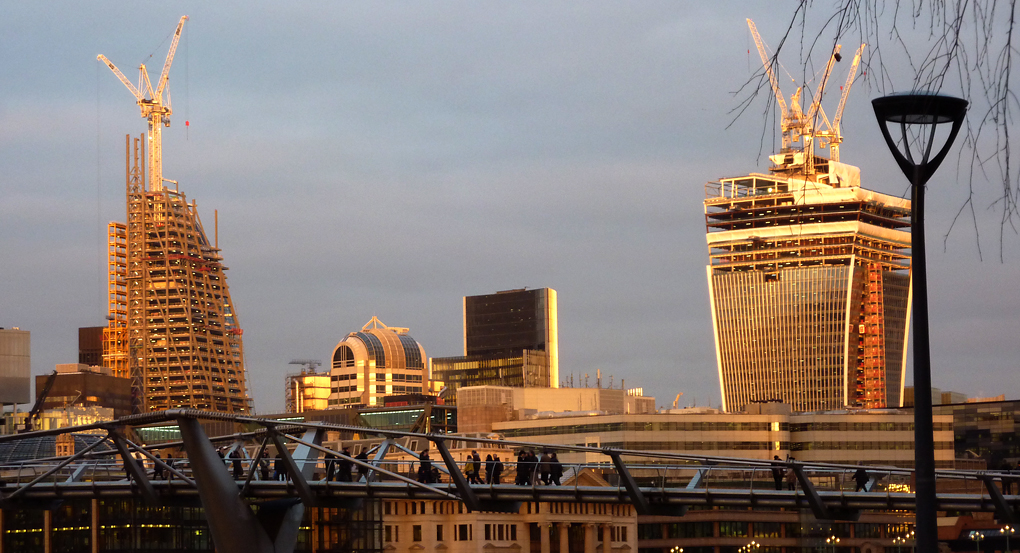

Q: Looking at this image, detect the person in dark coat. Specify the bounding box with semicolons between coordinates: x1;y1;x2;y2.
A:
325;452;338;481
230;448;244;480
274;452;287;481
152;453;164;480
337;447;354;482
515;451;528;485
853;464;870;492
165;453;175;482
538;451;552;485
549;452;563;485
492;455;504;485
417;450;433;483
485;454;494;484
771;455;785;491
258;451;270;481
356;449;370;481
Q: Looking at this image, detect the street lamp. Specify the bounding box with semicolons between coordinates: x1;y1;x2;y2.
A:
872;92;968;553
893;536;906;553
826;535;840;553
670;547;683;553
1002;525;1015;553
970;531;983;553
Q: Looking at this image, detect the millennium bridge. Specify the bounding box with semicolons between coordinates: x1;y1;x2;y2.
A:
0;410;1015;553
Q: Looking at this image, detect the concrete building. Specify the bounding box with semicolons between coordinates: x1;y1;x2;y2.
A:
382;497;636;553
34;364;132;418
705;166;912;413
432;288;559;402
329;317;428;408
0;327;30;406
493;404;954;468
457;385;656;434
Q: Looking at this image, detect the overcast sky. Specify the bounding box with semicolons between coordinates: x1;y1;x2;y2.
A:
2;2;1018;414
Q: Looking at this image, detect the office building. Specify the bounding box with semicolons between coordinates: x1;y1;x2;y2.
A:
705;161;912;412
329;317;428;408
934;398;1020;467
108;135;252;413
457;385;655;434
35;364;133;418
432;288;559;402
285;364;330;414
78;326;104;366
0;327;30;406
493;406;955;468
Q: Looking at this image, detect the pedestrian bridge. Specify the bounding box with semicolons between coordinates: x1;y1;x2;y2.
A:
0;410;1015;553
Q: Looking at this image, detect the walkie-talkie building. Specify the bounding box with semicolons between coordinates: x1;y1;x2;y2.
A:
705;164;912;412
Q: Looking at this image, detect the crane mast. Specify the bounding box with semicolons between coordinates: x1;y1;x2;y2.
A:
98;15;187;193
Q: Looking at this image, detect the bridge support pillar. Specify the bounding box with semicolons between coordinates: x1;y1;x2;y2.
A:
178;416;303;553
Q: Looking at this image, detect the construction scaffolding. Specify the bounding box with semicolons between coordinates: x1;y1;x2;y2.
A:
117;134;251;413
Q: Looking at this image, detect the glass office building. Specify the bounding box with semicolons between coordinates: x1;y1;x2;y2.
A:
705;164;912;412
432;288;558;402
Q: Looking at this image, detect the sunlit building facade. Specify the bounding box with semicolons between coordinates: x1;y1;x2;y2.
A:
110;136;251;414
705;163;912;412
285;370;330;414
329;317;428;408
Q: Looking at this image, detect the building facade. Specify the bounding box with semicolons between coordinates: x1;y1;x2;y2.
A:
36;364;132;419
493;407;955;469
432;288;558;402
705;164;912;412
329;317;428;408
106;135;251;414
0;328;30;406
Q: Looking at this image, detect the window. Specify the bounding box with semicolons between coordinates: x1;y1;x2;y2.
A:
437;525;444;542
384;502;391;515
384;525;398;543
413;525;422;542
456;524;471;541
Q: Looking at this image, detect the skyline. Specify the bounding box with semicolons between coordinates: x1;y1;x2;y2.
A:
2;3;1020;414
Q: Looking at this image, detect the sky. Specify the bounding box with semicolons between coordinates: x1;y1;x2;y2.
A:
2;2;1019;415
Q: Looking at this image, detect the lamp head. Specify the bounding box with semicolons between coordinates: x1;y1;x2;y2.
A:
872;92;968;186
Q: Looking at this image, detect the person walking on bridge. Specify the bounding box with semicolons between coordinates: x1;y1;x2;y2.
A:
771;455;785;491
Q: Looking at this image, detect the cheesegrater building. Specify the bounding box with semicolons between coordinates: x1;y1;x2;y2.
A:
104;135;252;413
705;158;912;413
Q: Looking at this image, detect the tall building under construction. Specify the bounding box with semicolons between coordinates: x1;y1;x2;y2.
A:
707;24;911;413
99;17;251;413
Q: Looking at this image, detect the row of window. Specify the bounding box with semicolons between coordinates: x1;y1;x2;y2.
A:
384;524;474;543
499;420;951;438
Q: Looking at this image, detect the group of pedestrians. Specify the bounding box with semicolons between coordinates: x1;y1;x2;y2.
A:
461;450;509;484
515;450;563;486
325;447;371;482
771;455;872;492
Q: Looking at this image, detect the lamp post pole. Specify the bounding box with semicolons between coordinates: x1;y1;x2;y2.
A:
873;93;967;553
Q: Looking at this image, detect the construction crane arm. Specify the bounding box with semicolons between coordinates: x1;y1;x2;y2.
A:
155;16;188;101
747;18;788;119
831;44;865;131
805;44;842;122
97;54;142;101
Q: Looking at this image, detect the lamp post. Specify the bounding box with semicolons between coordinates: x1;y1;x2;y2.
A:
670;547;683;553
826;535;840;553
970;531;983;553
872;92;968;553
893;536;906;553
1002;525;1015;553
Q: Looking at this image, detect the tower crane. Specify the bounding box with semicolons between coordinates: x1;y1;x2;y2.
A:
747;19;863;175
98;15;188;193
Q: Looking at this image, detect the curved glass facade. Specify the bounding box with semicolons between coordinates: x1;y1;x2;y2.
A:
328;318;427;408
